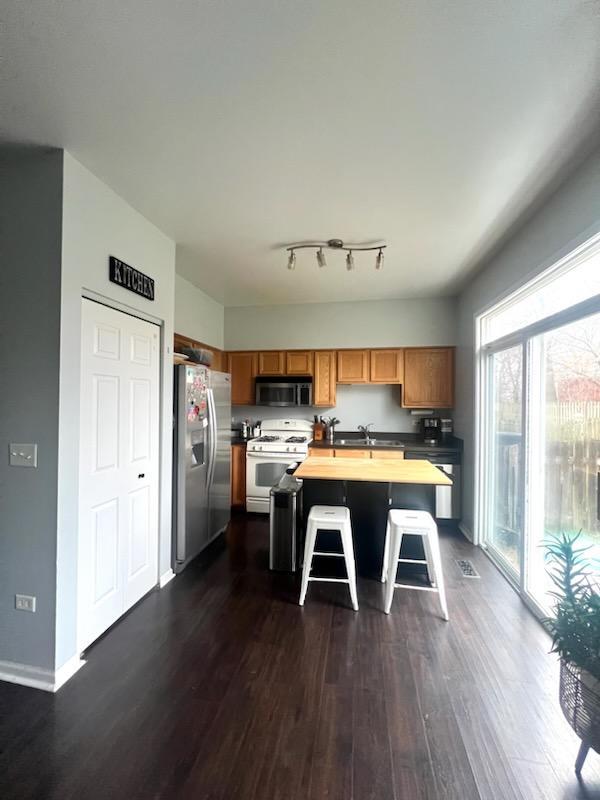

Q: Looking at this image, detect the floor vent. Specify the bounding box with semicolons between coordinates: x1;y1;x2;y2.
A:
456;559;480;578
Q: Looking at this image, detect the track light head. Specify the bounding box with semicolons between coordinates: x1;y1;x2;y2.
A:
316;248;327;268
375;249;384;271
287;250;296;270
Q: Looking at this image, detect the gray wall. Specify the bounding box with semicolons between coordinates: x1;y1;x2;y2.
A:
225;297;456;350
175;273;224;349
234;385;426;434
455;144;600;537
0;149;63;670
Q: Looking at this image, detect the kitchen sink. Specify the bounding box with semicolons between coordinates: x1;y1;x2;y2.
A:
334;438;404;448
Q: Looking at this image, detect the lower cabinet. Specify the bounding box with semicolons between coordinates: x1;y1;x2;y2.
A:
308;447;334;456
231;444;247;507
309;448;404;459
334;449;372;458
372;450;405;459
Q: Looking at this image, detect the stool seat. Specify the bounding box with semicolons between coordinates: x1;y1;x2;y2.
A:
382;509;449;620
299;505;358;611
308;505;351;525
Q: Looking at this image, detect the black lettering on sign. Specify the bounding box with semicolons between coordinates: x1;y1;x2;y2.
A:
109;256;155;301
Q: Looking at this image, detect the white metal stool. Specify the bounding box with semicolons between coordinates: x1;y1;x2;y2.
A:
299;505;359;611
381;509;449;619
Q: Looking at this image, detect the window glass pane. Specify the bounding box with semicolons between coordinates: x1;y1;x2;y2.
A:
483;251;600;343
528;313;600;610
489;346;523;574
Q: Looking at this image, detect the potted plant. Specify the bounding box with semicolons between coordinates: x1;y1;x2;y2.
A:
544;531;600;774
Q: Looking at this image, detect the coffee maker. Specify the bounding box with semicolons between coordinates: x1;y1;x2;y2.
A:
420;416;442;445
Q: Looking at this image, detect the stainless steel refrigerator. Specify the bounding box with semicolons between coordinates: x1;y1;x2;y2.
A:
173;364;231;573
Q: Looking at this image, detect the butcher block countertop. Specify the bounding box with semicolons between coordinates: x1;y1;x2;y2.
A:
294;456;452;485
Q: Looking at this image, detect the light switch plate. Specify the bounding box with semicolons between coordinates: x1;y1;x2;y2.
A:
9;444;38;468
15;595;36;612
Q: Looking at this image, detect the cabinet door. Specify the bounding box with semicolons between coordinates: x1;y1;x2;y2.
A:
402;348;454;408
286;350;314;376
334;449;372;458
370;349;403;383
227;352;258;405
313;351;337;406
258;351;285;375
337;350;370;383
231;444;246;507
372;450;405;459
308;447;334;457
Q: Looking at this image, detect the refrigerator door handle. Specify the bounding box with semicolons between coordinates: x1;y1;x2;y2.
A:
206;388;217;490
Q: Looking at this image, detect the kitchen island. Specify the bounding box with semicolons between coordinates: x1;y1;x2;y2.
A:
294;456;452;578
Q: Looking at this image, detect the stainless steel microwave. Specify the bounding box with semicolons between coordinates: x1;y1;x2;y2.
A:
255;377;313;407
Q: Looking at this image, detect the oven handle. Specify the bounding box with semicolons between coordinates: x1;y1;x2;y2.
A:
247;451;304;459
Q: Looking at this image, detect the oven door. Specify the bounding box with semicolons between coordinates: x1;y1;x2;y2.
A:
255;382;298;407
246;452;296;512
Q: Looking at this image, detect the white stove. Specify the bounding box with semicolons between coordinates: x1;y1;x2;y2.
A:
246;419;312;512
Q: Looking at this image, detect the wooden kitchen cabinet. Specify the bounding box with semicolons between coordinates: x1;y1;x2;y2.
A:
257;351;285;375
334;449;372;458
286;350;314;376
231;444;247;508
174;333;224;371
402;347;454;408
372;449;405;459
308;447;334;457
337;349;370;383
227;351;258;405
313;351;336;406
370;349;403;384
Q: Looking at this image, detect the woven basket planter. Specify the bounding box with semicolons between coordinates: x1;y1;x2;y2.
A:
559;659;600;774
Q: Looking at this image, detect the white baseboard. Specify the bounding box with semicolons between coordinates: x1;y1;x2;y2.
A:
159;568;175;588
0;654;85;693
458;522;473;542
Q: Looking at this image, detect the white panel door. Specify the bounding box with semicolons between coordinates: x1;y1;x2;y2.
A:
78;299;160;650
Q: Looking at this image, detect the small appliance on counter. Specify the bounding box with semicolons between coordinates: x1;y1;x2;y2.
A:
420;416;442;445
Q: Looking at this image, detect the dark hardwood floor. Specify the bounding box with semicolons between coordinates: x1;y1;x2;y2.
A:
0;514;599;800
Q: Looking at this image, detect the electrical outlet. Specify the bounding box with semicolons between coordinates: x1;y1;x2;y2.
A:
15;595;36;613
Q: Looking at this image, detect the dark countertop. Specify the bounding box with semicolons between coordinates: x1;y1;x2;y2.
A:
231;435;249;447
310;431;462;454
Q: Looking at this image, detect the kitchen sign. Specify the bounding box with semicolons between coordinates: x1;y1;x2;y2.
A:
109;256;155;301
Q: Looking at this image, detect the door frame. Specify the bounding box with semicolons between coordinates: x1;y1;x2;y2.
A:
77;291;165;652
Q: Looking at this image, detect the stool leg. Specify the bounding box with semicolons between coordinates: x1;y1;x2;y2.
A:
384;526;403;614
299;521;317;606
575;740;589;775
341;522;359;611
428;530;449;621
381;518;391;582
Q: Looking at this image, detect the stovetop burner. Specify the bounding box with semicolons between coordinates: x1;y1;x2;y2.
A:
255;435;280;442
286;436;307;443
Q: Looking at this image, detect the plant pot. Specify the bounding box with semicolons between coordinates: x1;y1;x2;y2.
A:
559;659;600;773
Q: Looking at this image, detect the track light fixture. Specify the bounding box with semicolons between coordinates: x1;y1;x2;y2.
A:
284;238;387;271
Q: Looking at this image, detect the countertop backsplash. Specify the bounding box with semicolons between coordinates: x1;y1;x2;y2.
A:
232;384;452;433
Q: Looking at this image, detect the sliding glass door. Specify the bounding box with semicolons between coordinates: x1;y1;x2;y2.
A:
488;345;524;577
479;234;600;616
526;312;600;610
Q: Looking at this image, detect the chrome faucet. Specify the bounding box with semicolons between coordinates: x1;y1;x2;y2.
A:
358;423;374;444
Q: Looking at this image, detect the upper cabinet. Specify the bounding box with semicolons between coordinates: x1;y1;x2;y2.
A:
402;347;454;408
337;349;370;383
313;351;336;406
174;333;224;371
227;351;258;405
286;350;314;376
370;349;403;384
257;351;285;375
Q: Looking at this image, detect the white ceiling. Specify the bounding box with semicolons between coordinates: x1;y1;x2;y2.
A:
2;1;600;307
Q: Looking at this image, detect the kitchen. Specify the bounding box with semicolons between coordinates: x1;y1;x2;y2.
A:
174;318;462;584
